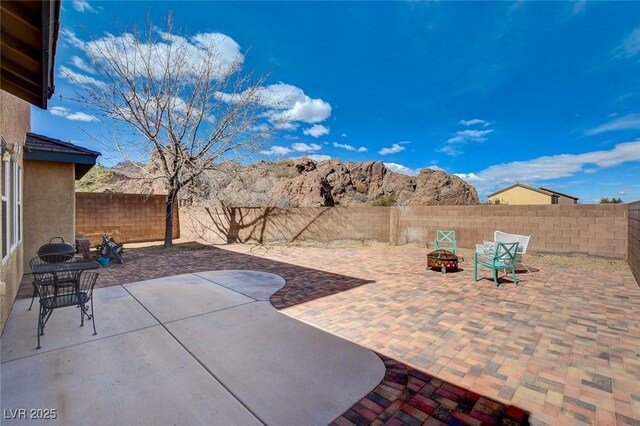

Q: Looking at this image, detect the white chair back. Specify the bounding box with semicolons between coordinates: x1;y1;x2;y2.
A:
494;231;531;255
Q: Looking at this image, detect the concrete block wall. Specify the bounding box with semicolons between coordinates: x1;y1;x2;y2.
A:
629;201;640;284
180;206;391;244
75;192;631;261
76;192;179;245
181;204;628;259
391;204;629;259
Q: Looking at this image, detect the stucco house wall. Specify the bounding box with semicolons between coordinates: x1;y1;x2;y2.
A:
0;90;30;330
556;195;576;205
23;160;76;269
489;185;552;205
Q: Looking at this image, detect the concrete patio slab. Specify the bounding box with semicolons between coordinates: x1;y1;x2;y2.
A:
166;301;385;426
195;270;285;300
3;271;386;425
1;326;262;425
124;273;253;323
1;286;158;362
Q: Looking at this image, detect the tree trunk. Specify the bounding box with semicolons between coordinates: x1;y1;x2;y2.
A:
164;187;178;247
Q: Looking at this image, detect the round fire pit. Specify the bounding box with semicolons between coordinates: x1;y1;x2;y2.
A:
426;249;459;272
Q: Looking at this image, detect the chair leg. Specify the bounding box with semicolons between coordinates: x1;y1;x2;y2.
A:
37;305;43;349
512;267;518;286
28;283;37;311
90;298;97;336
493;268;499;288
473;253;478;282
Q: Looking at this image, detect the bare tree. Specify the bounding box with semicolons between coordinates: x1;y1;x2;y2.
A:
67;15;274;247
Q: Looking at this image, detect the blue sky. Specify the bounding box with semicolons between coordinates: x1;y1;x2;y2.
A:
32;1;640;202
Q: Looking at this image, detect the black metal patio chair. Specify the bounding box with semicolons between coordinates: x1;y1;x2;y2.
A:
33;270;99;349
28;254;77;311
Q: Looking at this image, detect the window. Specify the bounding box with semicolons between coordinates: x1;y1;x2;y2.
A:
1;149;22;262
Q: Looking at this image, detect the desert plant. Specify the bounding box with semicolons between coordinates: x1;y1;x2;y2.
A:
371;194;397;206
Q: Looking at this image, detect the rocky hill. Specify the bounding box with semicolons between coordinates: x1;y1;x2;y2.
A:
77;158;479;207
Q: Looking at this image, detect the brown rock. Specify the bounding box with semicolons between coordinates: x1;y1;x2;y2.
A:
78;157;479;207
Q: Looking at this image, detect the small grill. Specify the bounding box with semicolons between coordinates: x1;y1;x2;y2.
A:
37;237;75;262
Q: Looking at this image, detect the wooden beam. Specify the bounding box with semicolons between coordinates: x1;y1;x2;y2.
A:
0;1;40;33
0;79;41;108
1;30;41;69
0;56;42;92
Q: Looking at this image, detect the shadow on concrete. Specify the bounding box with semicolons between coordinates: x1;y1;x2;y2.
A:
19;242;375;310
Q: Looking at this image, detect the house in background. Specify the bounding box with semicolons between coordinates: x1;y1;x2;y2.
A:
487;183;579;205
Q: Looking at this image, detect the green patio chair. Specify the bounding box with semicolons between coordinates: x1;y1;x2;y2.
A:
434;230;457;254
474;242;519;288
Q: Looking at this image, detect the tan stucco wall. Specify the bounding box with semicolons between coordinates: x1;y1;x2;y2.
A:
489;186;553;205
0;90;30;332
23;160;76;270
556;195;577;205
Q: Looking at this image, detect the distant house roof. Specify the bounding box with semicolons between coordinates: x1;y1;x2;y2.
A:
539;187;579;201
24;132;101;179
486;183;552;198
488;183;579;202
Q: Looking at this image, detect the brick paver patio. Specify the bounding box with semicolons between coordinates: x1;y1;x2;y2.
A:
19;242;640;425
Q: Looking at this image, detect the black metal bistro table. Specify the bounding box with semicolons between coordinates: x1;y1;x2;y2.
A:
31;260;101;285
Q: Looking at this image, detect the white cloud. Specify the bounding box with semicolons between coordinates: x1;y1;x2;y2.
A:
458;119;490;127
72;0;97;13
440;127;494;156
440;121;494;156
59;65;107;88
446;129;493;144
218;83;332;128
261;142;321;155
333;142;368;152
260;146;292;156
50;106;70;117
49;106;99;122
306;154;331;161
291;142;321;152
303;124;329;137
438;145;463;156
253;84;331;125
67;27;332;132
454;172;482;183
378;143;405;155
454;141;640;193
585;113;640;135
71;56;94;74
67;112;100;122
614;27;640;59
60;29;86;49
384;162;419;176
85;30;244;82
